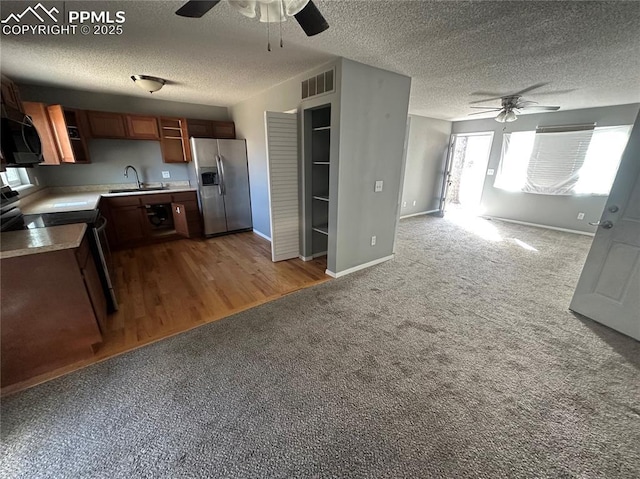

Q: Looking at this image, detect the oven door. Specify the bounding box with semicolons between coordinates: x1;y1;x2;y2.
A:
92;215;119;312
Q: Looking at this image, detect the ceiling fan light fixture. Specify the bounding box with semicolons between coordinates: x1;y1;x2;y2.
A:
495;110;507;123
131;75;166;93
505;110;518;122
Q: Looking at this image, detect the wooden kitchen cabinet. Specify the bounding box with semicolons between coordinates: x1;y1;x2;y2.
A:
22;101;62;165
0;75;23;114
47;105;91;163
104;191;201;249
159;117;191;163
187;119;236;139
126;114;160;140
86;110;128;139
0;236;103;388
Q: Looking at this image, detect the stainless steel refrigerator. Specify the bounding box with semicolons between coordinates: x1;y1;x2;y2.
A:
187;138;252;236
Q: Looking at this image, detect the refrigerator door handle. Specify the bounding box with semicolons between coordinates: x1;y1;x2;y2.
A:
215;155;223;196
218;154;227;196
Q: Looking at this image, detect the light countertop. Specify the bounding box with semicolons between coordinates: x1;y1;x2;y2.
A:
0;223;87;259
21;185;197;215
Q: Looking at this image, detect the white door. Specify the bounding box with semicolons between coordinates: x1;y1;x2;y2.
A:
570;113;640;340
265;111;300;262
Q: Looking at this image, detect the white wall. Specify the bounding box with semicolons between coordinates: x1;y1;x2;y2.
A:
401;115;452;217
230;61;339;240
452;103;640;233
334;59;411;274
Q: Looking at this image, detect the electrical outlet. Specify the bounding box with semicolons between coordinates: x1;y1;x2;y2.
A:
374;180;383;192
162;171;171;179
577;212;585;220
371;236;376;246
402;201;407;207
412;200;416;206
487;169;495;176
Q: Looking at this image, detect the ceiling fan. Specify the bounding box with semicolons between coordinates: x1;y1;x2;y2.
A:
175;0;329;37
469;83;560;122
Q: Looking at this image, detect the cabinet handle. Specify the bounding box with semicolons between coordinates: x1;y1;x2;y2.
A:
176;206;181;214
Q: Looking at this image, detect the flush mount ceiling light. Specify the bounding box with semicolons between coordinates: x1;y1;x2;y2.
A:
131;75;166;94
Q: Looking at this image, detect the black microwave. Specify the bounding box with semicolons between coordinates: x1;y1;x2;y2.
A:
1;115;42;167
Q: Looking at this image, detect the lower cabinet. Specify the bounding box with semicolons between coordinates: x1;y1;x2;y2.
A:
0;235;104;388
104;191;201;249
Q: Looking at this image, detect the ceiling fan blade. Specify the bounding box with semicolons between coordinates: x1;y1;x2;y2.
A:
470;106;501;109
511;82;548;96
520;105;561;111
294;0;329;36
468;110;501;116
175;0;221;18
469;96;506;105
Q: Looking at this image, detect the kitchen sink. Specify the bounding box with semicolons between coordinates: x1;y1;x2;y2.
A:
108;187;168;193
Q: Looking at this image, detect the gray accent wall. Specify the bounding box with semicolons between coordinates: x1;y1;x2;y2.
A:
19;84;229;188
230;61;339;240
452;103;640;233
334;59;411;274
401;115;452;216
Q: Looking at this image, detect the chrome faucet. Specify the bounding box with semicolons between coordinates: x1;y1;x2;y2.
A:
124;165;143;189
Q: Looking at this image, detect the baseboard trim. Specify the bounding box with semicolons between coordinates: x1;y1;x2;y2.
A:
400;209;439;219
300;251;327;262
253;230;272;242
299;255;312;262
485;216;595;237
325;254;394;278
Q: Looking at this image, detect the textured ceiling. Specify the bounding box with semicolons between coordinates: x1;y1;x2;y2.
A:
1;0;639;120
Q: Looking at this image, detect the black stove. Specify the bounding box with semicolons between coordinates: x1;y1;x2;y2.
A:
23;210;99;229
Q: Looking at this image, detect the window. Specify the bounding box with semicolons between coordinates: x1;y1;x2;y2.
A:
494;125;632;196
0;168;31;188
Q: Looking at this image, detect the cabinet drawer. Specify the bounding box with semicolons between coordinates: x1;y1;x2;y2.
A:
171;191;197;202
106;196;141;207
141;193;172;205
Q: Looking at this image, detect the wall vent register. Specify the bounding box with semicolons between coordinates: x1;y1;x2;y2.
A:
301;68;335;100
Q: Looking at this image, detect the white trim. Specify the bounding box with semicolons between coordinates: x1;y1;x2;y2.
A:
300;251;327;261
400;209;440;219
485;216;595;237
325;254;395;278
299;255;313;261
253;230;272;242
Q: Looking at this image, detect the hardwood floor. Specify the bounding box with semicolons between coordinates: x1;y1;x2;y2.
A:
3;232;329;395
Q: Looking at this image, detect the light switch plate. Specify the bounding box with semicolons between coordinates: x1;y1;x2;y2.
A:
162;171;171;179
374;180;383;192
486;169;495;176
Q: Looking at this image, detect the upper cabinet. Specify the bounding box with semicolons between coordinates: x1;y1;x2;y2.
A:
22;101;62;165
159;117;191;163
0;75;23;115
126;115;160;140
86;111;159;140
46;105;91;163
187;119;236;139
86;111;127;139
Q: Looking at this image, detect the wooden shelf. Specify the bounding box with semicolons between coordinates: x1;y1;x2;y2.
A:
313;195;329;202
313;126;331;131
162;136;183;140
162;126;182;131
312;225;328;235
313;161;330;165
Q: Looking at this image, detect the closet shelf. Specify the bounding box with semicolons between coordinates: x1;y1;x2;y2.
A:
312;225;328;235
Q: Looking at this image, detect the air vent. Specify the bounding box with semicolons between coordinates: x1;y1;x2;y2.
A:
302;68;335;100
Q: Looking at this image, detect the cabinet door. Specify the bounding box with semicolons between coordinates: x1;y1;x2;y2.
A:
87;111;127;138
187;119;215;138
112;205;146;246
126;115;160;140
0;75;22;112
172;202;190;238
22;101;61;165
212;121;236;139
46;105;76;163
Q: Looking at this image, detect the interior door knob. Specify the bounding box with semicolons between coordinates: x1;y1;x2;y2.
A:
589;220;613;229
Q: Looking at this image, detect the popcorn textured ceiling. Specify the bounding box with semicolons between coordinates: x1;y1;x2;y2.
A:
1;0;638;120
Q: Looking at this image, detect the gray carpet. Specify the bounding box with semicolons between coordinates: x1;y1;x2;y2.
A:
2;215;639;478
